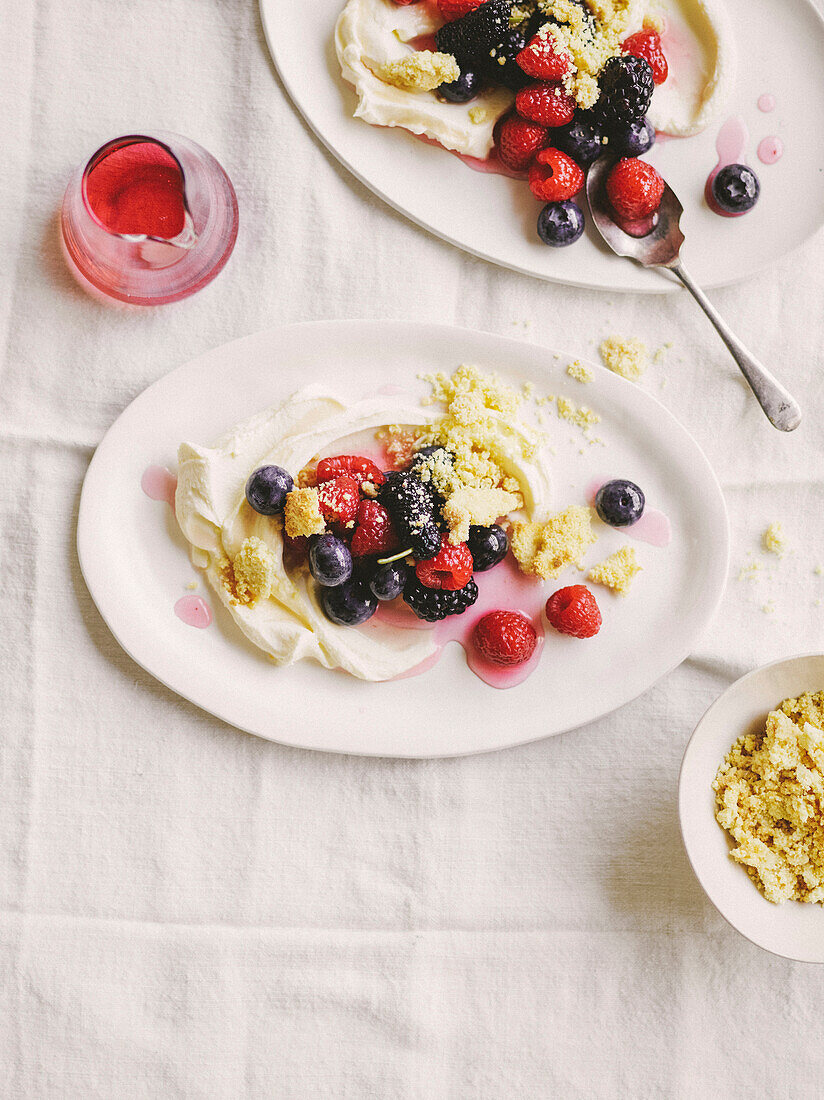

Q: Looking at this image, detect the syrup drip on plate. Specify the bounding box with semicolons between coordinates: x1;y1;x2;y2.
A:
704;116;749;217
174;595;212;629
144;465;213;630
141;465;177;509
757;136;783;165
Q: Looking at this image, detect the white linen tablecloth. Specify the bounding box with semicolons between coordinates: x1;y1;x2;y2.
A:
2;1;824;1096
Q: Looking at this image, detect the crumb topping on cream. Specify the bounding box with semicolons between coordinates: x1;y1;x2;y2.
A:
373;50;459;92
284;488;326;538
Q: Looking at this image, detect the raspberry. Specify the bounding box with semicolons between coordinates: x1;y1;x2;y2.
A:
606;157;665;220
496;114;547;171
516;31;571;79
595;55;654;124
403;575;479;622
437;0;485;21
515;81;576;127
621;29;668;85
415;534;474;591
316;475;360;526
316;455;385;486
350;501;399;557
473;610;538;666
528;148;584;202
545;585;602;638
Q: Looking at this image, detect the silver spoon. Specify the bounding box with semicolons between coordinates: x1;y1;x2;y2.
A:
585;156;802;432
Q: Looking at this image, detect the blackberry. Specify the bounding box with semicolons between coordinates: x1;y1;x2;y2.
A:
595;55;654;125
484;24;533;91
435;0;512;73
403;576;479;622
379;471;442;560
410;445;453;471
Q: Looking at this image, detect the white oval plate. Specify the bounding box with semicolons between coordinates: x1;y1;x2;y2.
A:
78;320;728;756
260;0;824;292
679;654;824;963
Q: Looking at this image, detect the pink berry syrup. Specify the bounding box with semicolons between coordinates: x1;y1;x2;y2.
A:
142;465;215;629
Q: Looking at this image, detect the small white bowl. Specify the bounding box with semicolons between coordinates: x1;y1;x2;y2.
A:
679;654;824;963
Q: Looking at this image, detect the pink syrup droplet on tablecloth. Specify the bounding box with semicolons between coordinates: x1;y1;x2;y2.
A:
704;117;750;217
174;595;212;629
141;465;177;508
757;136;783;165
757;94;775;113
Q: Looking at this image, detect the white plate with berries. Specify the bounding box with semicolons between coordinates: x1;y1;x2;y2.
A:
79;321;729;756
261;0;824;292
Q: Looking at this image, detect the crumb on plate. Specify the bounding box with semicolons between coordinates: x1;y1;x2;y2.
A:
510;505;597;580
588;545;640;595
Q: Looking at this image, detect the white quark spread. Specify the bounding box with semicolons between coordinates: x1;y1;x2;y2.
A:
175;385;550;682
335;0;514;158
645;0;735;136
335;0;734;152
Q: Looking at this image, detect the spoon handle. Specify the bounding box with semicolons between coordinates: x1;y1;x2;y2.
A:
668;261;802;432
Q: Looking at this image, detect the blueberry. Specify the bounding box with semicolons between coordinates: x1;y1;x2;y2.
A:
537;201;585;247
321;578;377;626
370;560;408;601
467;524;508;571
438;69;482;104
712;164;760;214
309;533;353;587
607;116;655;158
245;465;293;515
595;479;645;527
554;113;604;166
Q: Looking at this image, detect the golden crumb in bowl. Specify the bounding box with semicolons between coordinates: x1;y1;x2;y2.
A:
713;692;824;904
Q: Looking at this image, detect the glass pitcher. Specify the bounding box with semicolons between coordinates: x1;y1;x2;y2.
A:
61;131;239;305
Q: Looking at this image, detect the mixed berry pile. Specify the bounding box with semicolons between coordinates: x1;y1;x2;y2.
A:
244;460;653;668
245;446;506;628
400;0;677;243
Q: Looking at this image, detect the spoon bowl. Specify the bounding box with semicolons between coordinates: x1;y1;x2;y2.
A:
584;156;801;432
586;155;684;269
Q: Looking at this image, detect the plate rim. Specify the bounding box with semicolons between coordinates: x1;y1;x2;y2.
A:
78;317;731;757
259;0;824;295
678;651;824;964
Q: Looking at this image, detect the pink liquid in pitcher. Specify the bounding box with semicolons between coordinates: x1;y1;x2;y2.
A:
85;141;188;239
